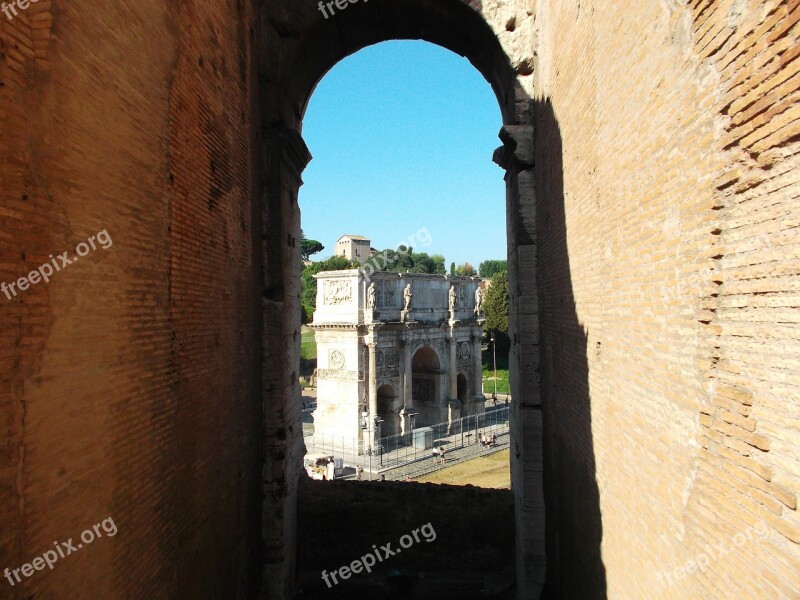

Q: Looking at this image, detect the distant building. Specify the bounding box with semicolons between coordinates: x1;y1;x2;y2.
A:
335;235;372;264
310;271;485;453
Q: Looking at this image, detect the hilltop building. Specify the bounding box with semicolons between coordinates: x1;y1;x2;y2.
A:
334;234;372;264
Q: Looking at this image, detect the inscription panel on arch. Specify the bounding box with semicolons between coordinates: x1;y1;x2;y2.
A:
317;369;363;382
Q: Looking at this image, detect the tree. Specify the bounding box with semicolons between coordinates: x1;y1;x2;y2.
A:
454;262;476;277
484;270;509;333
450;262;456;276
364;248;443;275
410;252;434;273
300;230;324;261
431;254;446;275
483;270;510;358
479;259;507;279
396;248;415;271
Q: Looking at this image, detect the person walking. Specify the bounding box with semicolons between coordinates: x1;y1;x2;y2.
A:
356;465;363;481
439;446;446;465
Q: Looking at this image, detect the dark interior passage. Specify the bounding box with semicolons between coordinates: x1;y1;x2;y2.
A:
296;479;515;600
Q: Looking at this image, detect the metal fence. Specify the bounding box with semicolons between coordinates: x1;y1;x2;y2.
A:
303;406;510;471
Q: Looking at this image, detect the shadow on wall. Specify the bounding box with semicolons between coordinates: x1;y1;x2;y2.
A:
296;478;516;600
267;0;608;594
536;98;607;599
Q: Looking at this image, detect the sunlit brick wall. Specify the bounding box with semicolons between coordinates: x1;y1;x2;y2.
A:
535;0;800;597
0;1;262;597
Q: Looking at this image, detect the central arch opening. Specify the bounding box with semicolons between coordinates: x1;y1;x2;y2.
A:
266;3;545;597
377;383;400;436
299;39;509;464
457;372;468;403
291;35;530;597
411;346;443;426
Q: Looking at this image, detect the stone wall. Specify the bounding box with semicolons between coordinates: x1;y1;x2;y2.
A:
0;0;262;598
534;0;800;597
1;0;797;598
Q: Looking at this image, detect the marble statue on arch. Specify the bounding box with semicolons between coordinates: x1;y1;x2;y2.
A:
403;283;413;311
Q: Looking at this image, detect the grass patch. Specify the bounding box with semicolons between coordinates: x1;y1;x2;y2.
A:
483;365;510;395
414;449;510;488
300;329;317;361
482;350;509;394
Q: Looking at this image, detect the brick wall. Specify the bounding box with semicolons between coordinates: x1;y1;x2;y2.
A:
2;0;797;598
535;0;800;597
0;1;262;597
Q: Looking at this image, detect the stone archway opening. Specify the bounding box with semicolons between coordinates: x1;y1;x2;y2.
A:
457;372;468;403
377;383;399;437
411;346;443;427
260;1;544;597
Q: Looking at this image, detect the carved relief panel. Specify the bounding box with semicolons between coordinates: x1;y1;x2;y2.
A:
323;280;352;305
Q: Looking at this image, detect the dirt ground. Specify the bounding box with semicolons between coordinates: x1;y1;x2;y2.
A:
413;450;510;489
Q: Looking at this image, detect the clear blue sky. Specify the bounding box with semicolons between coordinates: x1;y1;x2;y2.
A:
300;40;506;270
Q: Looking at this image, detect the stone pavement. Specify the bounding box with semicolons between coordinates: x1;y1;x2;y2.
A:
365;431;510;482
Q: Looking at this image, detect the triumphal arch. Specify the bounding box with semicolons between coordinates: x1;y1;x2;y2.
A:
311;271;486;448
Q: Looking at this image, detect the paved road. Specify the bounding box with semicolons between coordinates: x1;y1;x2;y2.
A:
377;432;509;482
301;390;511;481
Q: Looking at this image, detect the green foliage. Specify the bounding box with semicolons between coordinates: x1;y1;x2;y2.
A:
450;262;456;276
430;255;446;275
482;341;510;393
484;270;509;333
300;230;324;261
301;304;313;325
301;255;358;320
479;260;507;279
365;247;442;275
485;329;510;359
454;262;477;276
410;252;434;273
482;365;510;395
484;269;509;337
300;330;317;360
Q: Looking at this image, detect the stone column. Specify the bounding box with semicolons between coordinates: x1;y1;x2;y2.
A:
403;339;412;409
399;338;413;438
261;126;312;600
495;124;545;599
368;343;378;419
474;334;483;402
449;334;457;401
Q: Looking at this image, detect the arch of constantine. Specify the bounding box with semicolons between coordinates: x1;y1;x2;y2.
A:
311;271;486;448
